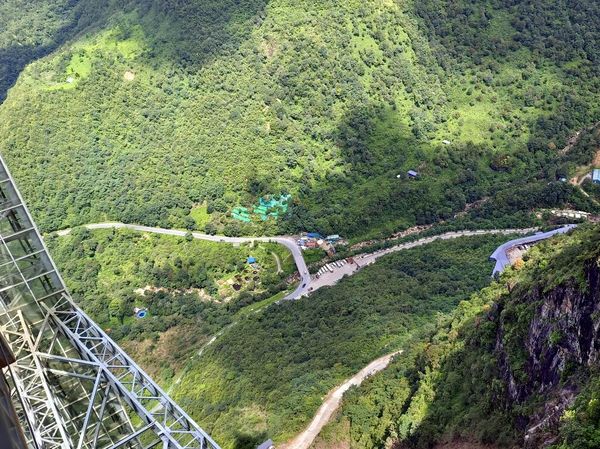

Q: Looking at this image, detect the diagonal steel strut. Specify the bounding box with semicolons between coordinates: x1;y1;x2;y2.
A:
0;153;221;449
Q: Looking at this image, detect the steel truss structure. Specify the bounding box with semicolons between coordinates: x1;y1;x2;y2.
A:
0;155;221;449
0;333;28;449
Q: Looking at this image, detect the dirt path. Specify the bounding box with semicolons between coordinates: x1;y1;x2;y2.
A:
272;251;283;273
577;173;592;186
559;121;600;156
281;350;402;449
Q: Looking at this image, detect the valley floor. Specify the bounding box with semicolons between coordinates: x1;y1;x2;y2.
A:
52;221;578;448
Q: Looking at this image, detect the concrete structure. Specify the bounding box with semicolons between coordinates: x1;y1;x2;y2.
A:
489;225;577;276
0;155;221;449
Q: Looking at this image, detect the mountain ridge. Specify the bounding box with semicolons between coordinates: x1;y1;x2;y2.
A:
1;0;599;238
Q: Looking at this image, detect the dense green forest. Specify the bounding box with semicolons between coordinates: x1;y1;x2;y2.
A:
0;0;115;102
46;227;294;380
315;224;600;449
0;0;598;239
1;1;600;448
168;235;508;447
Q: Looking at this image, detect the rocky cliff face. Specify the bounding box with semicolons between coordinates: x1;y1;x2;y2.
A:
493;260;600;447
318;228;600;449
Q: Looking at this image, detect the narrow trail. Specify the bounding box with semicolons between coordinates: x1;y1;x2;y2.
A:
272;251;283;274
280;350;403;449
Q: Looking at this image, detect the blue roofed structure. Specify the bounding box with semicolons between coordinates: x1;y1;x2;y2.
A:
593;169;600;184
407;170;418;178
247;256;257;264
489;225;576;276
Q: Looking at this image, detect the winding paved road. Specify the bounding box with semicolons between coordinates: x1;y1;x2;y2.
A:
55;223;559;300
57;222;311;300
489;224;576;275
308;227;539;293
54;222;577;447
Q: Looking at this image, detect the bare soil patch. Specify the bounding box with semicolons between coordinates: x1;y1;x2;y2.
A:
593;148;600;167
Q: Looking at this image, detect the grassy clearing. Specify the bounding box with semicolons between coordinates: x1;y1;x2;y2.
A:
236;290;288;317
190;203;211;228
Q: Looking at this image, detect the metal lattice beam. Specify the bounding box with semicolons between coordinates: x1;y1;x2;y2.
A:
0;154;221;449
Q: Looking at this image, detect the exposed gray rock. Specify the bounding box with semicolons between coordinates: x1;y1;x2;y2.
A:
494;261;600;447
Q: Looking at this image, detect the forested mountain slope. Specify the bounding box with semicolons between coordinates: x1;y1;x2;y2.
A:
169;235;509;447
0;0;114;102
1;2;599;448
46;227;294;382
315;224;600;449
0;0;598;238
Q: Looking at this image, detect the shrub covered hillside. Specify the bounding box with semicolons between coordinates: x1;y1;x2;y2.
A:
0;0;599;238
45;227;294;382
169;235;510;447
314;224;600;449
